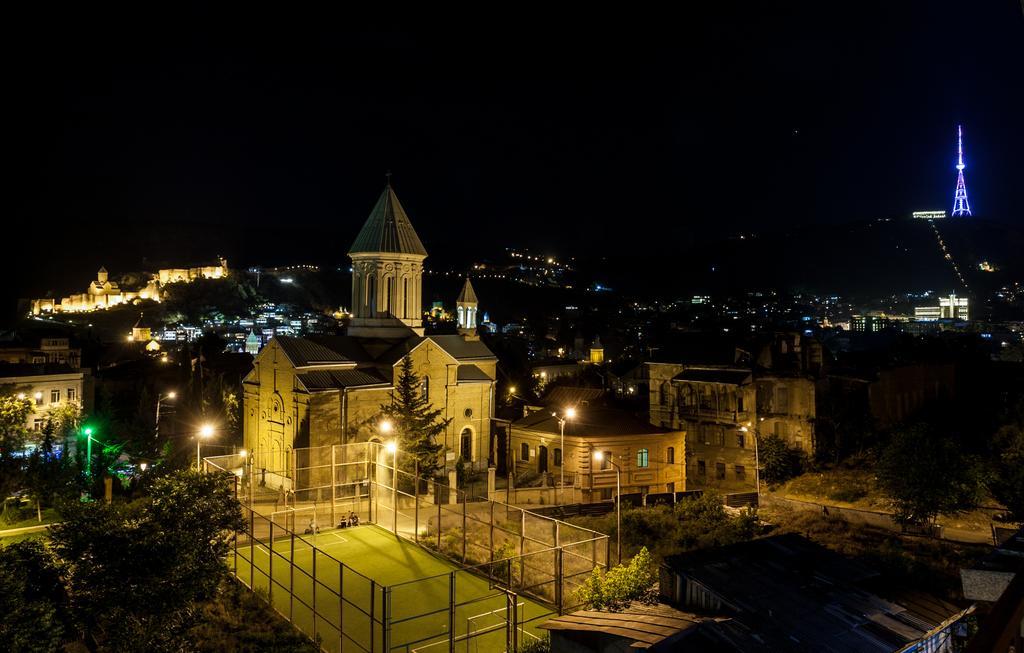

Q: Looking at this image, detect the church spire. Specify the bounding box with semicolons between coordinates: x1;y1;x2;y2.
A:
456;277;479;334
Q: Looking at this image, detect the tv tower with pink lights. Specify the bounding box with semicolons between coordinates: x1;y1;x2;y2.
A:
951;124;972;217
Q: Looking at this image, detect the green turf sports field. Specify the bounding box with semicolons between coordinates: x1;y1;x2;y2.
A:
230;523;552;652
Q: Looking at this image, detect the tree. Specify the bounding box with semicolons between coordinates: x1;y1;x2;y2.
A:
0;540;68;653
0;392;33;499
378;356;451;480
758;434;805;485
876;423;986;524
989;424;1024;523
575;546;658;611
49;469;245;651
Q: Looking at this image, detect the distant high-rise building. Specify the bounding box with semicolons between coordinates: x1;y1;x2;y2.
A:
915;293;970;321
951;125;972;217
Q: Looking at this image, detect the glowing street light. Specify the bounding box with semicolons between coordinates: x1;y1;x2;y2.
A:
379;419;394;435
155;391;177;440
553;407;578;505
139;462;148;472
197;423;215;469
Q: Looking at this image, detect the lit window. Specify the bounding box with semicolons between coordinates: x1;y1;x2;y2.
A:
636;449;649;468
50;389;60;403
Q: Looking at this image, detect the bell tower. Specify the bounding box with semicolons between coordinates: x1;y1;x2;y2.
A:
348;178;428;337
456;277;478;334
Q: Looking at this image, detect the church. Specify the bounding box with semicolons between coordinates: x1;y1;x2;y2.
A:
242;182;496;478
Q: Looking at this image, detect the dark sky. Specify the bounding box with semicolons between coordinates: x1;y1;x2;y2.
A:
6;2;1024;307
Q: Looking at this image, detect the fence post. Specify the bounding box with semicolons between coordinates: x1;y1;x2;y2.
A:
331;445;337;527
369;579;375;653
448;572;456;653
556;547;564;615
338;563;344;651
311;548;317;643
462;495;468;564
414;460;420;544
289;530;296;621
269;521;274;605
489;501;495;564
250;508;255;589
382;586;391;652
437;482;442;551
509;590;519;653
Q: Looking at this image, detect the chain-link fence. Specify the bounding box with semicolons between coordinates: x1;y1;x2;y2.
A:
205;443;608;652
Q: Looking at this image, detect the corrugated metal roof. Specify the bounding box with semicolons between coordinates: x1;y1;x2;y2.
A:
425;335;495;360
348;185;428;256
276;336;353;367
663;534;959;653
297;369;388;390
540;603;703;648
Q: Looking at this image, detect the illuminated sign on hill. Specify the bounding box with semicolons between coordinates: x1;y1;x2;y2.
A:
912;210;947;220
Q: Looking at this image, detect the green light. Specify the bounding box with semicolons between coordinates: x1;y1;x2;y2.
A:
83;427;93;436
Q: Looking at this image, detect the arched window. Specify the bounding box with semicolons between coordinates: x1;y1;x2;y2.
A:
403;277;410;317
666;446;675;464
460;428;472;460
421;377;429;402
367;275;376;315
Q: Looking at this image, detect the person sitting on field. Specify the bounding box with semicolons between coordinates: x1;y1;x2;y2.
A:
349;511;359;526
337;515;349;529
304;519;320;535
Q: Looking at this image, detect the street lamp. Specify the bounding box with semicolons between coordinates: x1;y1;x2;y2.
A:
553;407;577;505
739;424;761;497
385;439;398;533
155;391;176;440
83;426;95;479
197;423;215;469
594;451;621;565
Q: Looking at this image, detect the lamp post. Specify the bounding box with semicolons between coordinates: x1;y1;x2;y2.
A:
83;426;95;480
385;439;398;534
594;451;621;565
155;391;176;440
553;407;577;505
740;424;761;497
197;423;215;469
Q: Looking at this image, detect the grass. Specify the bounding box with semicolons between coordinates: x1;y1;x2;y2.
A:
775;468;1015;532
230;523;553;653
761;503;990;601
0;505;60;530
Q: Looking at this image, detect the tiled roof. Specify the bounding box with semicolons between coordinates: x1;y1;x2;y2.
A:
672;367;752;385
514;405;670;437
456;364;492;382
297;369;388;390
348;185;428;256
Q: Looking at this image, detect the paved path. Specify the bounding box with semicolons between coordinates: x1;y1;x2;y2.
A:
0;523;55;537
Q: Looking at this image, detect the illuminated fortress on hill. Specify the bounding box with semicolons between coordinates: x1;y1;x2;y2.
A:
30;258;228;315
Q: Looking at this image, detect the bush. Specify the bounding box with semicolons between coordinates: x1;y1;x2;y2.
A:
575;547;658;611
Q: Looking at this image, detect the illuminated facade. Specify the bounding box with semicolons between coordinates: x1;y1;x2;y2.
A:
242;182;498;477
30;258;229;315
914;293;970;321
952;125;972;217
157;257;229;285
31;267;161;315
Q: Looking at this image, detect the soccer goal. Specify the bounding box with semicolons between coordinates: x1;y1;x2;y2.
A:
269;505;319;535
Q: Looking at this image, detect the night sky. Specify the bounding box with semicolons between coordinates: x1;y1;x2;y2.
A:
7;3;1024;309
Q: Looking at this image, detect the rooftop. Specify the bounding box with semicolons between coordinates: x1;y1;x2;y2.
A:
348;184;428;257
